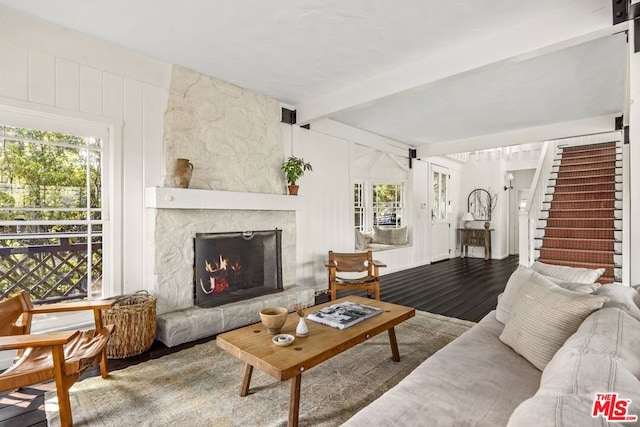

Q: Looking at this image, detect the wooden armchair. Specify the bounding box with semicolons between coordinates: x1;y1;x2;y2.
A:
325;250;386;301
0;291;115;427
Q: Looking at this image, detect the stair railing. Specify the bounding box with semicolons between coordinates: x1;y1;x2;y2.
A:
519;140;558;266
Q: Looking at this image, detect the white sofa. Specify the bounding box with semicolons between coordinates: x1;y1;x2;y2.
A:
343;263;640;426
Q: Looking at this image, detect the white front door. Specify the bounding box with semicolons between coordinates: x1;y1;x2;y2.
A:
431;164;451;262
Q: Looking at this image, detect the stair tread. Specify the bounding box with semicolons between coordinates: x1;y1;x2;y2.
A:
536;227;621;231
552;160;621;167
539;247;621;255
544;192;621;199
542;208;621;212
555;154;620;159
536;259;619;268
551;174;620;179
553;182;616;188
535;237;621;242
543;198;617;202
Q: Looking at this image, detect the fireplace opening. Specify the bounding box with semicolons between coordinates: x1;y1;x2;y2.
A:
194;229;283;308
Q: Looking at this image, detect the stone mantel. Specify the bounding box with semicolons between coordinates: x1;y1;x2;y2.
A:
145;187;302;211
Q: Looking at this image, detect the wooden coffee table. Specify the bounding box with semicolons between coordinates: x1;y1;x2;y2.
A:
216;296;415;426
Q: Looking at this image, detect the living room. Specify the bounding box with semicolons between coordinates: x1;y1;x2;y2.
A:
0;1;639;426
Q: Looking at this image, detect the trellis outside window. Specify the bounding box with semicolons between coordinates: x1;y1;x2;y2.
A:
0;122;105;303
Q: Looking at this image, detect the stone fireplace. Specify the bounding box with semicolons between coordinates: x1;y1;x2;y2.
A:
194;229;283;308
145;66;315;347
145;187;315;347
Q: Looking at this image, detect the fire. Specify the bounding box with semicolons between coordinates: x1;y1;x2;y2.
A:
199;253;241;295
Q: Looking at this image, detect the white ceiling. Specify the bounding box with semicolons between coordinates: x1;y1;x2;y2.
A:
0;0;627;150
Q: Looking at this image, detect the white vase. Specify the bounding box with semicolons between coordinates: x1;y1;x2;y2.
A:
296;316;308;337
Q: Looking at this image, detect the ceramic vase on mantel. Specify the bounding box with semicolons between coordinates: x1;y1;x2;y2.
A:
174;158;193;188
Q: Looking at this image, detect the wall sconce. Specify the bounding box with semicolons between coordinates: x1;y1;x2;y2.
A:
504;173;514;191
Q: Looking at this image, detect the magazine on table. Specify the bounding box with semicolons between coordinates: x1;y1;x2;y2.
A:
307;301;383;329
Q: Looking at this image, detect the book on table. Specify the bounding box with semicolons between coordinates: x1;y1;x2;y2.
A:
307;301;383;329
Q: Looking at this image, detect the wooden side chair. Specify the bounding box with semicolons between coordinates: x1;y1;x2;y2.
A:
325;250;386;300
0;291;115;427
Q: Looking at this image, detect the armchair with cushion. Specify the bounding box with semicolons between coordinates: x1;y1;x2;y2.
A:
0;291;115;427
325;250;386;300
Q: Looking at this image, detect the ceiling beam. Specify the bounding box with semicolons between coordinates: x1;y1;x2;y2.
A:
416;114;619;158
296;0;621;125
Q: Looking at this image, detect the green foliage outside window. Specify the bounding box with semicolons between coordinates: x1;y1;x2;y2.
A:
0;124;103;302
0;125;101;225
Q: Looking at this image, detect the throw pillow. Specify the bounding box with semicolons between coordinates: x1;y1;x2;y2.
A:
355;229;366;251
531;261;604;284
496;265;556;324
595;284;640;322
499;280;608;370
541;275;601;293
372;227;408;245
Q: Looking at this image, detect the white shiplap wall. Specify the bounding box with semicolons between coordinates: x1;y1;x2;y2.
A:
0;8;465;299
0;9;171;296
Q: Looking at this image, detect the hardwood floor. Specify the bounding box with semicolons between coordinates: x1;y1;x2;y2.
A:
0;255;518;426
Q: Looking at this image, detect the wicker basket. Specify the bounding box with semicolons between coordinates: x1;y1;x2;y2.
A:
102;291;157;359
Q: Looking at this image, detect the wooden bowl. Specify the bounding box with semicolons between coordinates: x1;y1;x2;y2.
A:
260;307;288;335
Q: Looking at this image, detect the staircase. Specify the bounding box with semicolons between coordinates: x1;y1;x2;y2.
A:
535;141;622;283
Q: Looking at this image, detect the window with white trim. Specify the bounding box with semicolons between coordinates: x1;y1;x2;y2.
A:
354;182;405;232
0;121;107;303
354;182;364;231
432;170;448;220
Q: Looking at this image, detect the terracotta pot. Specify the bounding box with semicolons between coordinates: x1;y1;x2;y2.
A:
287;184;299;195
174;158;194;188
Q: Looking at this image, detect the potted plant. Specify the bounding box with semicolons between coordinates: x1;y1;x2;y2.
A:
281;156;312;195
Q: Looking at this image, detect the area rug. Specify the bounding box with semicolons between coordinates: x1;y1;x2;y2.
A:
46;310;475;427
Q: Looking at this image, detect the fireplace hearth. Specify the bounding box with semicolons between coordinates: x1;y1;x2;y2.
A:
194;229;283;308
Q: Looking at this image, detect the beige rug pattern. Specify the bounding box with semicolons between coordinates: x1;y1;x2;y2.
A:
46;311;474;427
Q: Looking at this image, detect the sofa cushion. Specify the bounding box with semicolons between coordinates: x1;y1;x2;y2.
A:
343;311;542;427
531;261;604;284
540;308;640;391
507;395;603;427
355;229;367;251
499;280;608;370
511;308;640;426
594;284;640;322
372;226;408;245
496;265;556;324
542;278;601;294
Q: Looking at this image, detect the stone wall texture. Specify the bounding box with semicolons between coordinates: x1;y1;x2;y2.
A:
151;65;298;315
152;209;296;314
163;65;286;193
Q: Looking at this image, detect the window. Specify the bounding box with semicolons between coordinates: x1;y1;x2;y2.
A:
354;182;364;231
354;182;404;232
373;183;403;227
0;122;106;303
432;170;448;220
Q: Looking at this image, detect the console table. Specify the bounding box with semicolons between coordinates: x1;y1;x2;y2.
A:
458;228;493;260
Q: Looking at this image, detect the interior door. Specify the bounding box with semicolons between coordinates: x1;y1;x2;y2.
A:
431;165;451;262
